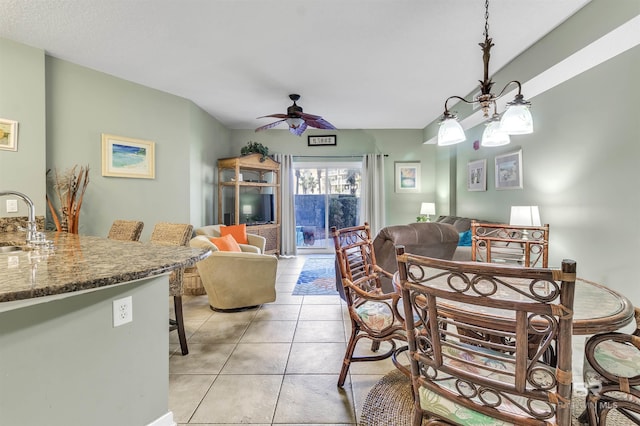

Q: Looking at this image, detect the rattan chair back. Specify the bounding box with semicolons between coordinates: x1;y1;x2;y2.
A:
107;219;144;242
395;246;576;426
471;221;549;267
331;222;406;387
150;222;193;356
583;307;640;425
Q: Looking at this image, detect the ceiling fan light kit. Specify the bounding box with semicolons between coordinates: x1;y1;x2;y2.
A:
255;94;337;136
437;0;534;147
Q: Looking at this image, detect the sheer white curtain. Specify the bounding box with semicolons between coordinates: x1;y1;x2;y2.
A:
361;154;386;235
274;153;297;257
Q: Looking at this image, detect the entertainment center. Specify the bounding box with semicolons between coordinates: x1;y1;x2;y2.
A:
217;154;281;254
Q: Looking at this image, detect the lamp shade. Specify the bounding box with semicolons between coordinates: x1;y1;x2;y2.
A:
481;120;510;147
437;117;466;146
420;202;436;216
286;117;304;129
509;206;541;226
500;103;533;135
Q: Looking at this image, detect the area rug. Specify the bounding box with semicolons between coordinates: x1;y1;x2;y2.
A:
292;255;338;296
360;369;628;425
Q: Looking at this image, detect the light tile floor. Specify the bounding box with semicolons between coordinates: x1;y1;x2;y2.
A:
169;255;396;426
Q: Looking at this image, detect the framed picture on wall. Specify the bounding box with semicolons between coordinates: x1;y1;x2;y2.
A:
395;161;421;193
467;159;487;191
101;133;156;179
307;135;337;146
0;118;18;152
495;150;523;190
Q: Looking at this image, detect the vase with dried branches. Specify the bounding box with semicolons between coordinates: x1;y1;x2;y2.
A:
46;165;90;234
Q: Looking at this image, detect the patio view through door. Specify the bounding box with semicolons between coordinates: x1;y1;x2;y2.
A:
293;161;362;253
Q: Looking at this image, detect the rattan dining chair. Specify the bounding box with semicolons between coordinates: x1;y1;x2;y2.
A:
395;246;577;426
107;219;144;242
330;223;407;388
150;222;194;355
471;221;550;267
582;307;640;425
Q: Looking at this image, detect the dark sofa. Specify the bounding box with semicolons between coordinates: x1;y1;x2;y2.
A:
372;221;460;292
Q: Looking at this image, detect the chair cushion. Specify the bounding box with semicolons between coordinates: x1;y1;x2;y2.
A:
419;386;514;426
356;301;394;332
593;339;640;378
220;224;249;244
418;344;554;425
208;234;242;252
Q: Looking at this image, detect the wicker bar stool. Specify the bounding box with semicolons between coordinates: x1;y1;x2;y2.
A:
107;220;144;242
150;222;194;355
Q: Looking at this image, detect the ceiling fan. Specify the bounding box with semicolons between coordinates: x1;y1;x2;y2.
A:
255;94;337;136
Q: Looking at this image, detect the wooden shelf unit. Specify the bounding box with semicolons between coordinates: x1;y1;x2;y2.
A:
217;154;281;255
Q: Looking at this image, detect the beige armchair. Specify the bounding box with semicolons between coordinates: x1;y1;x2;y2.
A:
195;225;266;254
189;235;277;311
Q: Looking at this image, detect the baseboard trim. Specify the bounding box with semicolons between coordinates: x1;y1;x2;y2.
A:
146;411;175;426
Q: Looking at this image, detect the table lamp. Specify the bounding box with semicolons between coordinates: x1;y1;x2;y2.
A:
242;204;252;223
509;206;541;227
418;202;436;222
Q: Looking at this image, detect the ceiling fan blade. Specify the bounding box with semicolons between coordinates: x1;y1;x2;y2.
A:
290;121;307;136
299;111;322;120
257;113;289;119
255;119;287;132
304;117;337;130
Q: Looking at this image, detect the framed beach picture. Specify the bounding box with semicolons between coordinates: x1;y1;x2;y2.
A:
495;149;523;190
467;159;487;191
0;118;18;152
101;134;155;179
395;161;421;193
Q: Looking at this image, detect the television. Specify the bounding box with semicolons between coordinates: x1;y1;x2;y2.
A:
236;193;274;225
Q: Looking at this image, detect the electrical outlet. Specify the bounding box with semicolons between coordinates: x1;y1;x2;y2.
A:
6;199;18;213
113;296;133;327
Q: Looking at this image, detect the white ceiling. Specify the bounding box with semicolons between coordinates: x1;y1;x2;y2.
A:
0;0;591;131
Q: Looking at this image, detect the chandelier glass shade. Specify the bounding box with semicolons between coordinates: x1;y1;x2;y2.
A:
438;113;466;145
437;0;533;147
481;117;510;147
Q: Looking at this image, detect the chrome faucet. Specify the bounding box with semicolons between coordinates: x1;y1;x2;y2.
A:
0;190;37;244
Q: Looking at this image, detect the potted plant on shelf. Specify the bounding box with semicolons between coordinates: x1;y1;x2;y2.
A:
240;141;270;162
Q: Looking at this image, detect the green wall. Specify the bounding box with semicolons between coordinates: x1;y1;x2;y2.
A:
429;1;640;304
0;276;169;426
1;0;639;306
45;57;230;240
230;128;436;225
0;38;46;216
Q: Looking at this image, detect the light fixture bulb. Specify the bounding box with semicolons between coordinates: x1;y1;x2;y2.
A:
286;117;304;129
481;119;510;147
437;115;466;146
500;96;533;135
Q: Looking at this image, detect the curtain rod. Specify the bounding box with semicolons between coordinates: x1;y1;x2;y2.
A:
291;154;389;159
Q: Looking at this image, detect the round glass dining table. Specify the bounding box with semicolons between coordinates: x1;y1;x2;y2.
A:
393;273;634;335
571;278;634;334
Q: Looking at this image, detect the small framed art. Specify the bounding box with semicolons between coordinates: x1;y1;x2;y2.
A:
395;161;421;193
308;135;337;146
495;150;523;190
101;133;156;179
467;159;487;191
0;118;18;152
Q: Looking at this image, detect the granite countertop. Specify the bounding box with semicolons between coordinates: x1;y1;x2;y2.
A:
0;231;210;303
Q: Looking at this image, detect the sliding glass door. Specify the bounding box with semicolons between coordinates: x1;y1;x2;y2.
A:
293;161;362;253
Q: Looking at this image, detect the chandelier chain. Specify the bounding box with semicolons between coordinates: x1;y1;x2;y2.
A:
484;0;490;39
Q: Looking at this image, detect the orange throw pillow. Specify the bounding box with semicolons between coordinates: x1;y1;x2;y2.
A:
220;224;248;245
208;234;242;252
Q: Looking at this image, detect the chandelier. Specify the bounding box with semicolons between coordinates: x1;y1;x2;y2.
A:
438;0;534;147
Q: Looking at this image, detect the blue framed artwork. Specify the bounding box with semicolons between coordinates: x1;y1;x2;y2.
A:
101;133;155;179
